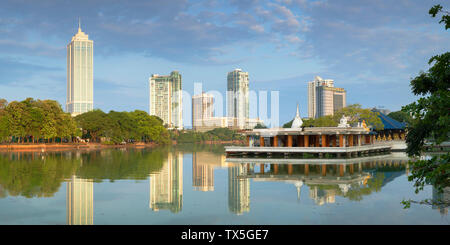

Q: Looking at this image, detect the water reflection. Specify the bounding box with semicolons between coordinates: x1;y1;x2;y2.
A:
227;154;411;209
228;164;251;215
66;176;93;225
192;152;228;192
432;186;450;216
149;152;183;213
0;149;447;224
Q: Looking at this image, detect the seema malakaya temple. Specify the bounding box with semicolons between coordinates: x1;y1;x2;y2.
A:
225;104;391;158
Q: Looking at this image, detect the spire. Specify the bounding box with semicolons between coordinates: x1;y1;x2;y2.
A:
78;17;81;32
296;103;300;117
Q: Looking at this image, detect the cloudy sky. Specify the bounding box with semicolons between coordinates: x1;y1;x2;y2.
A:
0;0;448;127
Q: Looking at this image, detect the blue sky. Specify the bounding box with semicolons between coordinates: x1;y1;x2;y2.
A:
0;0;448;127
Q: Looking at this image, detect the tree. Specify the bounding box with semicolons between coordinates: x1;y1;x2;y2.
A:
254;123;267;129
387;111;413;125
401;4;450;207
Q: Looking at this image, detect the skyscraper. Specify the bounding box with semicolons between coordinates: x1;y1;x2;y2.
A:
192;92;214;131
308;76;346;118
66;20;93;117
149;71;183;129
227;69;249;129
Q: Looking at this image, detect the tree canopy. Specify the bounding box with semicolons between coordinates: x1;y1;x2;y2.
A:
401;4;450;205
282;104;383;129
0;98;79;143
74;109;171;145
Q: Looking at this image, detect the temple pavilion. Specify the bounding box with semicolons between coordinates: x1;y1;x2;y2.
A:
226;105;390;158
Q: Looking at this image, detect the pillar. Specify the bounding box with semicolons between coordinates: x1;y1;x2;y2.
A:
339;134;344;147
260;164;264;174
322;135;327;147
350;164;354;174
287;135;293;147
274;164;279;174
339;164;344;177
273;136;278;147
288;164;293;175
315;135;320;147
304;135;309;147
246;136;250;146
321;165;326;176
349;134;353;147
298;135;304;147
260;136;265;147
331;135;337;147
304;164;309;176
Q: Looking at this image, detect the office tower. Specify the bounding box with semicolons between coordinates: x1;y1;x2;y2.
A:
192;92;214;131
66;21;94;116
227;69;249;129
308;76;346;118
228;164;250;215
149;152;183;213
66;176;93;225
149;71;183;129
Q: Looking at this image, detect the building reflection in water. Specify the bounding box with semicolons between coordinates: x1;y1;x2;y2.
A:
227;155;411;210
228;163;250;215
149;152;183;213
66;175;93;225
192;152;227;191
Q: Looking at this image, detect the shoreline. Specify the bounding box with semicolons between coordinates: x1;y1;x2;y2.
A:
0;140;244;152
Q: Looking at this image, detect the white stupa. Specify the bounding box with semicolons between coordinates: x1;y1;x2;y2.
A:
291;103;303;128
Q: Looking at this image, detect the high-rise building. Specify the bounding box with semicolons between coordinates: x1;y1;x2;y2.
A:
308;76;346;118
66;176;93;225
227;69;249;129
149;152;183;213
149;71;183;129
192;92;214;131
66;21;94;117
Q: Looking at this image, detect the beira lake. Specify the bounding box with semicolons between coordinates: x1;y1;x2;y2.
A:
0;144;447;225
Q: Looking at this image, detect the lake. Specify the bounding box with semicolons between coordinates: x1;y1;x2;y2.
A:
0;145;448;225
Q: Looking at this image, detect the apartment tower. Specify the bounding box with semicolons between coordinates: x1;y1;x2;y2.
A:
149;71;183;129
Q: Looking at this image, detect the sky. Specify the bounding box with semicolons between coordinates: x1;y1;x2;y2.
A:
0;0;448;127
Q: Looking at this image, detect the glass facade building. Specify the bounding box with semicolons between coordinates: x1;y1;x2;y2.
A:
66;24;94;116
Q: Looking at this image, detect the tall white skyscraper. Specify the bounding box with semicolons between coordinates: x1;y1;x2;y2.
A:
66;20;93;117
149;71;183;129
227;69;249;129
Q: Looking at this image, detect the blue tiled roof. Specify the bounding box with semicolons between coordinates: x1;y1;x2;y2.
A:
372;109;406;130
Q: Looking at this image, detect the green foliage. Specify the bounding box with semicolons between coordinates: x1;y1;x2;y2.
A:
387;111;413;125
407;154;450;194
74;109;170;145
282;104;382;129
282;120;293;128
0;98;78;143
175;128;244;144
0;149;168;198
254;123;267;129
429;4;450;30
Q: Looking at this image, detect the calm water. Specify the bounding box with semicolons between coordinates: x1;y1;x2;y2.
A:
0;145;448;225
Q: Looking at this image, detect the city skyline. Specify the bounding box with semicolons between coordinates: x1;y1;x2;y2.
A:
1;1;449;125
